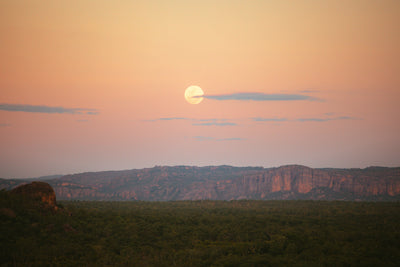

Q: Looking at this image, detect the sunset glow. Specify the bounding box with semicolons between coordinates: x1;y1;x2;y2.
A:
0;0;399;178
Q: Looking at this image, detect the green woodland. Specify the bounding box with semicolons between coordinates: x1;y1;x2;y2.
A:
1;191;399;266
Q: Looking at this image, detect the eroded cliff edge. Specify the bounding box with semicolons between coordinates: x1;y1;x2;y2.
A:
1;165;399;201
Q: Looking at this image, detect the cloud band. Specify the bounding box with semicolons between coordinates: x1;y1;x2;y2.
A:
198;92;320;102
0;104;99;115
194;136;245;141
253;116;358;123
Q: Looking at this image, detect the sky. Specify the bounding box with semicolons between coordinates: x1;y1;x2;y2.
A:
1;0;399;178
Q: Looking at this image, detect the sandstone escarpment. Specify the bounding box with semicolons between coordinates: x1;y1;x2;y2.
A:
218;166;400;200
2;165;400;201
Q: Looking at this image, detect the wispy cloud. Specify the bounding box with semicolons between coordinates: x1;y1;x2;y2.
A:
252;117;288;122
197;118;229;122
192;122;237;126
148;117;237;126
0;104;99;115
159;117;189;121
148;114;357;126
220;137;245;141
194;136;215;141
299;89;319;93
86;111;99;115
252;116;359;123
296;116;359;122
194;136;245;141
198;92;321;102
297;118;329;122
0;123;11;127
145;117;191;122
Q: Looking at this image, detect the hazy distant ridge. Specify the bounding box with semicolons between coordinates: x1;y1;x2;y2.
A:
1;165;399;201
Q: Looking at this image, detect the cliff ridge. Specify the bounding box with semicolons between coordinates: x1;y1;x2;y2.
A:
1;165;399;201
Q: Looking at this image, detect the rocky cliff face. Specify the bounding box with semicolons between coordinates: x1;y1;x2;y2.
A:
10;181;57;208
211;165;400;200
2;165;400;201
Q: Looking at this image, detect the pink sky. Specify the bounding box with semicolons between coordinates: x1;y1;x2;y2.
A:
1;0;399;178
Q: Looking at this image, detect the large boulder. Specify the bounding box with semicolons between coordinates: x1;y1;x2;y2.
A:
11;181;57;208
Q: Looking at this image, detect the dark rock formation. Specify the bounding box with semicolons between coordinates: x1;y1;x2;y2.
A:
0;207;16;218
11;181;57;208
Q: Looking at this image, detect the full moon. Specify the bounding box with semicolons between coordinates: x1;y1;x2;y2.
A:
184;85;204;104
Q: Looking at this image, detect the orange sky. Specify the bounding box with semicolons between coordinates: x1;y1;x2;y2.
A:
1;0;399;178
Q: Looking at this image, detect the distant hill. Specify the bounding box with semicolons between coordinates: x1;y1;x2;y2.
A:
26;175;64;181
1;165;399;201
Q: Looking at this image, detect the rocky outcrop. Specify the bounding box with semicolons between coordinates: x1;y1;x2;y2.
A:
2;166;400;201
11;181;57;208
210;165;400;200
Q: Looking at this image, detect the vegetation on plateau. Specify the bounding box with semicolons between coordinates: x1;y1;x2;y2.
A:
1;190;399;266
